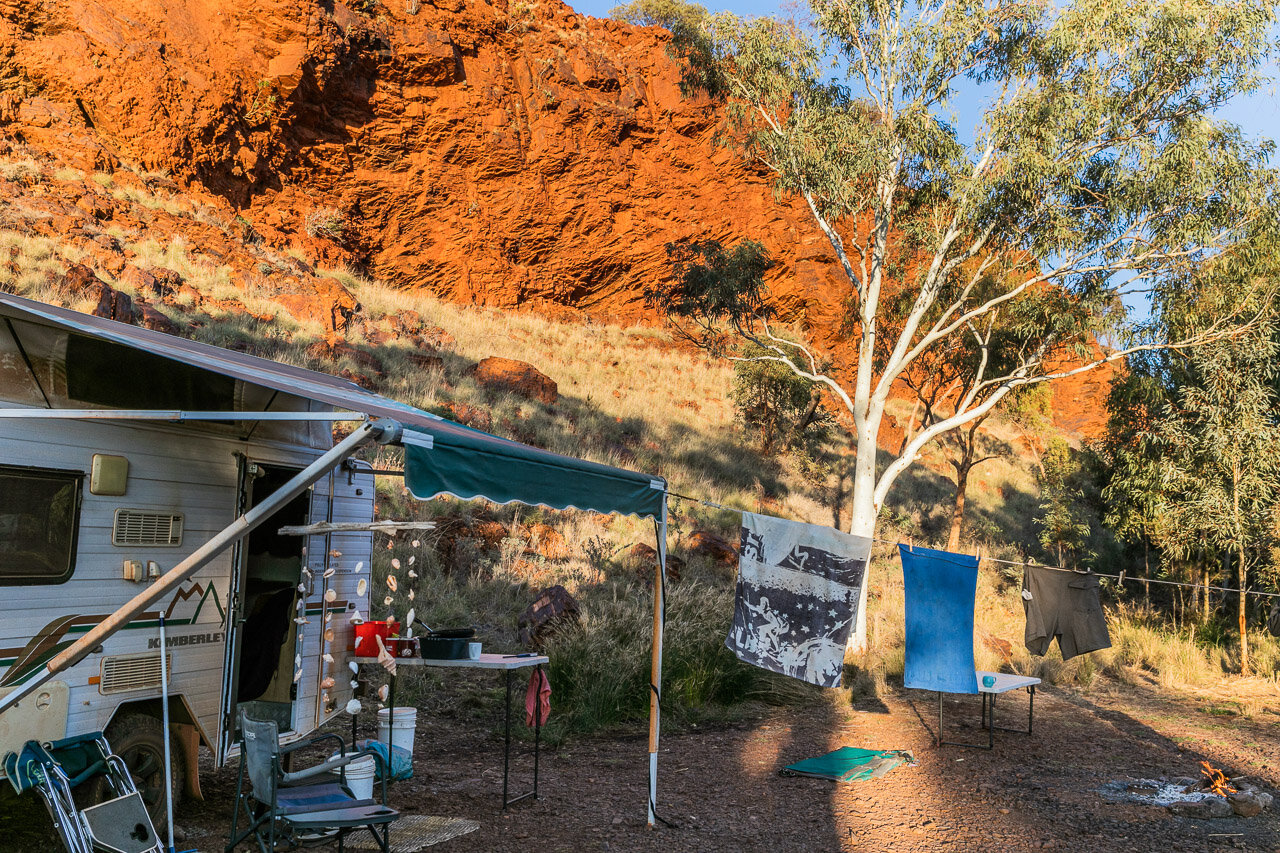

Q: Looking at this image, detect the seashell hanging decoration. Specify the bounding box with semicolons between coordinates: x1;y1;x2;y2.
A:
350;610;366;625
386;575;398;592
386;540;394;550
345;698;362;715
412;540;420;548
356;579;368;597
356;561;365;572
349;661;360;675
324;588;338;603
323;567;336;579
321;676;335;689
297;582;308;593
407;589;415;601
293;669;302;683
324;628;336;643
294;617;309;625
329;550;342;558
383;595;393;606
321;692;330;705
353;636;363;650
350;680;360;690
377;683;390;702
324;612;333;624
408;569;418;579
295;654;302;668
322;653;334;664
391;558;401;570
409;556;416;565
405;608;416;630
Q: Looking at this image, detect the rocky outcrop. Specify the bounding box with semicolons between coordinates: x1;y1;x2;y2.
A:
0;0;847;327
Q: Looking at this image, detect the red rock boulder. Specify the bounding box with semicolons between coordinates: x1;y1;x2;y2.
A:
472;357;558;405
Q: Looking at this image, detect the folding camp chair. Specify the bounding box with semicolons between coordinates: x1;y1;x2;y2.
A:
900;544;1040;749
3;732;164;853
226;710;399;853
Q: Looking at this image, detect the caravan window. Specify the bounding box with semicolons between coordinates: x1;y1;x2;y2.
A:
0;465;82;585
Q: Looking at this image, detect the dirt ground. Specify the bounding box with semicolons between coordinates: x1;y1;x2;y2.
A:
146;676;1280;853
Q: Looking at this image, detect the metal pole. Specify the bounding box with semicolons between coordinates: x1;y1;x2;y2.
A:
647;502;668;827
158;616;175;853
0;419;394;714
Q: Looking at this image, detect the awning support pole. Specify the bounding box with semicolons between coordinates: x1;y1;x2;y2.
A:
647;499;668;828
0;419;395;715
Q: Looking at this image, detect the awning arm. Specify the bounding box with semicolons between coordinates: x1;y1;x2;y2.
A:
0;409;367;421
0;418;398;716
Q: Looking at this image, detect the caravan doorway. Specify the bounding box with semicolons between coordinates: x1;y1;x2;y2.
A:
230;463;310;734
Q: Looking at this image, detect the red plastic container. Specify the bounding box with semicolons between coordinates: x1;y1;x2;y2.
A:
352;620;400;653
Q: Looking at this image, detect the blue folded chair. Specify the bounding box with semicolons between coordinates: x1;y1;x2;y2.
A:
900;544;1038;749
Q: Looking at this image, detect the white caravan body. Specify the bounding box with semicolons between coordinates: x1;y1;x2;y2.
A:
0;307;377;786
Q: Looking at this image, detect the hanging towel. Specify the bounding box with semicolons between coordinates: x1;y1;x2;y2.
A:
900;544;979;694
726;512;871;688
1022;565;1111;660
525;667;550;727
780;746;916;782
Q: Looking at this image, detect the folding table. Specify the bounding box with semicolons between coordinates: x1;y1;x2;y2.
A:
354;652;548;807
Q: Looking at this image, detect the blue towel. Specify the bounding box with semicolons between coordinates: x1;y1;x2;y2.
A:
900;544;979;694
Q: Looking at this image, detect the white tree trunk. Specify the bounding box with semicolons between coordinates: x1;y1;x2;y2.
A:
846;419;881;653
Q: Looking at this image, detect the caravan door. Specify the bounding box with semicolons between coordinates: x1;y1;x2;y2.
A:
219;461;310;757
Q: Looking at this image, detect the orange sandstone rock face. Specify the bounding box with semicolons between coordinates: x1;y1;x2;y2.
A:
472;356;559;405
0;0;845;324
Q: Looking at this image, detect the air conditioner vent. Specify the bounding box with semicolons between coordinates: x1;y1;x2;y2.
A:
113;509;183;546
100;652;171;695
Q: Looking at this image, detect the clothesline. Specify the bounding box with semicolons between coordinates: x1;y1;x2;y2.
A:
665;490;1280;601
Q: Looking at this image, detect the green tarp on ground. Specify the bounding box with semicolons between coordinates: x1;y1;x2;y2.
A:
780;747;915;782
401;422;666;519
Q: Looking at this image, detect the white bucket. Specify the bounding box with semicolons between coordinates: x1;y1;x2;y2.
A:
332;753;377;801
376;706;418;757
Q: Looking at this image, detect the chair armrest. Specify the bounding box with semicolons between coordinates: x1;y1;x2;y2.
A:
281;753;359;785
281;732;346;756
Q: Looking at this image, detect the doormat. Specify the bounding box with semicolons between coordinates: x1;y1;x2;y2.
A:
347;815;480;851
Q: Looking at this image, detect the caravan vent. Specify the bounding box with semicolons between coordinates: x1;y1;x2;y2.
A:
99;652;171;695
113;509;183;546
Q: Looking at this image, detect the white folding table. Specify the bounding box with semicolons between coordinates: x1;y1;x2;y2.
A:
355;652;549;807
938;670;1040;749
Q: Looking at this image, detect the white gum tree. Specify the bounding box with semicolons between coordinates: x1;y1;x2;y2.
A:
648;0;1280;649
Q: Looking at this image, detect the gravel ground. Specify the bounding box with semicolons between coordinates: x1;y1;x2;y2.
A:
157;677;1280;853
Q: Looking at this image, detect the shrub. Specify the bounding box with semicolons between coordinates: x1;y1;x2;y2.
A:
305;207;347;241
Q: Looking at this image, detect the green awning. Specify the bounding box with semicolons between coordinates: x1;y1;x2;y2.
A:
401;422;666;519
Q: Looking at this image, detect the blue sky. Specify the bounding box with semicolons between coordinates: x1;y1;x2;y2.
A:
566;0;1280;149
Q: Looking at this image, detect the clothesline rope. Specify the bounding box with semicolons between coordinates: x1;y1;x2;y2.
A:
664;491;1280;601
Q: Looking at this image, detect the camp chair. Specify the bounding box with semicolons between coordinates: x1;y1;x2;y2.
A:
900;544;1040;749
3;732;164;853
226;710;398;853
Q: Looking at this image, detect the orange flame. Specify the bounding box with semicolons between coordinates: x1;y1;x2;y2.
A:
1199;761;1236;796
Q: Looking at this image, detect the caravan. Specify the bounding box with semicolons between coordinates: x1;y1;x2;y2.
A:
0;294;384;820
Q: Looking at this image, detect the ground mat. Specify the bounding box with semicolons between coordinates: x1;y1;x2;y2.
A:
347;815;480;851
779;747;915;782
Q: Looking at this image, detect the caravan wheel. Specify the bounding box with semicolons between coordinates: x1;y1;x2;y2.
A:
94;714;183;831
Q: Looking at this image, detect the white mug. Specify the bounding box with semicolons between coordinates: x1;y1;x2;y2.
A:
467;642;482;660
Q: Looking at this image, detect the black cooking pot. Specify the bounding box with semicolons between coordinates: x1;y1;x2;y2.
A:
417;625;476;660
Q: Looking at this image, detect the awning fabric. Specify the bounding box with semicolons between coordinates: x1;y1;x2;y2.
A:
402;424;665;517
0;292;666;518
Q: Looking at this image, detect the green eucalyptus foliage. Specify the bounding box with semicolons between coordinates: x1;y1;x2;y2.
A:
657;0;1280;539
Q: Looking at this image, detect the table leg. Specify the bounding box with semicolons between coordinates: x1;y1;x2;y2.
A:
532;664;541;800
502;668;512;809
1027;684;1035;735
